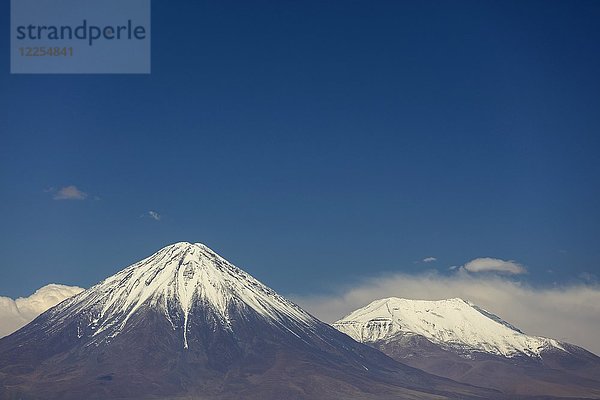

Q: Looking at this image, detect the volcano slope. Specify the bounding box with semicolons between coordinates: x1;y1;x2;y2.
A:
0;242;498;400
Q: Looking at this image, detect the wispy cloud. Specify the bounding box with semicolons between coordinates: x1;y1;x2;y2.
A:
148;211;161;221
291;272;600;356
0;284;84;338
422;257;437;263
461;257;526;275
52;185;88;200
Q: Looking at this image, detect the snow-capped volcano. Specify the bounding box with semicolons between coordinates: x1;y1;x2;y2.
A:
54;242;315;348
333;297;565;357
334;297;600;398
0;243;496;400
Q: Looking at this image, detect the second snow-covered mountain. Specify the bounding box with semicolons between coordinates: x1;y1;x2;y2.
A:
334;297;600;398
334;297;564;357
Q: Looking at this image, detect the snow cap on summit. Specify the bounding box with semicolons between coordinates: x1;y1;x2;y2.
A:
334;297;565;357
44;241;317;349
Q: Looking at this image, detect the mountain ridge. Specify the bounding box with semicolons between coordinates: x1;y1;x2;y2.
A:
0;243;499;400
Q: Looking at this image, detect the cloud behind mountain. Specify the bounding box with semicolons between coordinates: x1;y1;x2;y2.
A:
0;284;84;338
292;272;600;356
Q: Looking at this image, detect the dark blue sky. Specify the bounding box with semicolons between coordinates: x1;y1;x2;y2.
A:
1;1;599;298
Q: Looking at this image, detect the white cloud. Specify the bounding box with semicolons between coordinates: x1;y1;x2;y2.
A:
52;185;88;200
148;211;161;221
0;284;84;338
291;272;600;356
461;257;526;275
422;257;437;263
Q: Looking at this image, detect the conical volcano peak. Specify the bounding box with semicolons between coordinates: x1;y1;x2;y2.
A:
135;242;246;279
124;241;253;291
46;243;316;349
160;241;213;252
140;241;223;264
